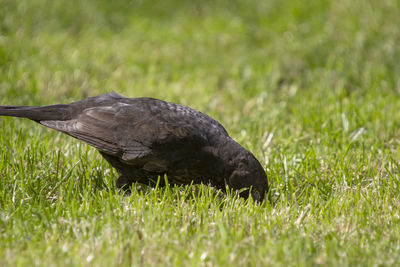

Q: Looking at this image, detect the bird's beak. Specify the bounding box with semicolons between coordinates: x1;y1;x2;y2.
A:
252;190;260;201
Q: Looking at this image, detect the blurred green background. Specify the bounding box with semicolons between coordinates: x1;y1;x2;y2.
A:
2;0;399;102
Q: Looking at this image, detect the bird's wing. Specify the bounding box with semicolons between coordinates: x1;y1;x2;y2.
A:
39;100;223;164
40;103;152;159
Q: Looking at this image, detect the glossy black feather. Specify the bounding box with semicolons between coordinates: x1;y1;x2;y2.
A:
0;92;268;201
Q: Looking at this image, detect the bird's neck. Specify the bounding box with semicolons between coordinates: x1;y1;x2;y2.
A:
216;137;249;174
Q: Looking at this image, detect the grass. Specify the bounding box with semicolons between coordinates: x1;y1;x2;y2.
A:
1;0;400;265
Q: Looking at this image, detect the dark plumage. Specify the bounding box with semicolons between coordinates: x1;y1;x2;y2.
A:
0;92;268;201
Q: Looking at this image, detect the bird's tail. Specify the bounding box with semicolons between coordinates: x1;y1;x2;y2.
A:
0;104;71;121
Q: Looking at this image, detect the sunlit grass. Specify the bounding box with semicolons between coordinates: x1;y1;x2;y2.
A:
1;0;400;265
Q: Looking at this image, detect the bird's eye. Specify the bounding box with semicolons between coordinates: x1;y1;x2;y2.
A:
253;190;260;200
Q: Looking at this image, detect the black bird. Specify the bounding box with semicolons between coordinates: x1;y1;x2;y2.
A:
0;92;268;201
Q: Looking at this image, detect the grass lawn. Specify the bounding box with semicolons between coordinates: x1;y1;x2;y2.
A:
1;0;400;265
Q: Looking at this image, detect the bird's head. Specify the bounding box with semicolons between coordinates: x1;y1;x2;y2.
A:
228;151;268;202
